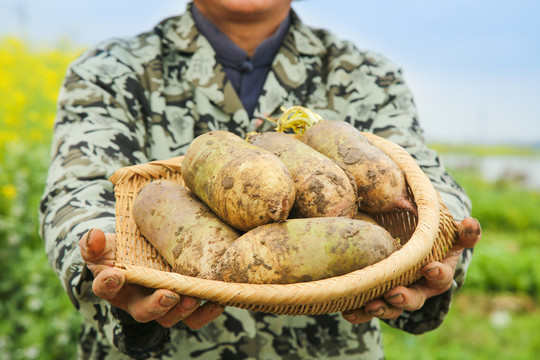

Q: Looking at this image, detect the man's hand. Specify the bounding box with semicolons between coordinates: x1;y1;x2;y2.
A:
79;228;225;329
342;216;481;323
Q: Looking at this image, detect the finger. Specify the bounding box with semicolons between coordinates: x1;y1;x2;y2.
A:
384;262;454;311
342;298;404;323
92;267;126;302
422;261;455;295
383;284;426;312
180;301;225;330
79;228;116;269
364;299;403;320
156;296;201;328
342;307;374;324
80;228;105;262
126;289;183;323
456;217;482;250
81;228;106;260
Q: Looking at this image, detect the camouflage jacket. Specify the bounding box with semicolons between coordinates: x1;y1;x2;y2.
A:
39;4;473;359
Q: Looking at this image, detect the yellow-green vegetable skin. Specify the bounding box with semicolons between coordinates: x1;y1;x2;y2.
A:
203;217;401;284
181;130;296;231
132;180;240;277
246;132;357;219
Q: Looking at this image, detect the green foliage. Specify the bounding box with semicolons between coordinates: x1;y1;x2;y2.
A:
451;167;540;232
462;229;540;296
430;142;540;296
444;167;540;296
383;293;540;360
380;147;540;359
0;246;81;359
430;143;540;158
0;37;82;360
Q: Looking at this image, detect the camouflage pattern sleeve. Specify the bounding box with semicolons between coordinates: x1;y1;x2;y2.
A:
38;43;173;357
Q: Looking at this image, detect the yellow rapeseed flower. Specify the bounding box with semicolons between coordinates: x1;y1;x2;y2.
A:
0;37;83;157
29;129;43;142
13;91;27;107
1;184;17;200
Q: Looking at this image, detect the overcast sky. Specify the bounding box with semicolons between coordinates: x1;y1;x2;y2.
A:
1;0;539;144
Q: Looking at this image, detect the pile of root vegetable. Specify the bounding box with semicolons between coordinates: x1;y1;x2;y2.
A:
133;107;418;285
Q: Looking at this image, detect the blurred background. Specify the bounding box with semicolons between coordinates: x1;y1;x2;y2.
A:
1;1;538;359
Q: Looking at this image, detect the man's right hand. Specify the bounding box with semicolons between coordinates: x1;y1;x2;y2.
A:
79;228;225;329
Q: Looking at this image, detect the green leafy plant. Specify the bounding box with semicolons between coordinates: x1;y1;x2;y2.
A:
0;37;82;360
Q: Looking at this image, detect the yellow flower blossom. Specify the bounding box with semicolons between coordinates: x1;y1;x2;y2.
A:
0;37;84;161
1;184;17;200
29;129;44;142
13;91;27;107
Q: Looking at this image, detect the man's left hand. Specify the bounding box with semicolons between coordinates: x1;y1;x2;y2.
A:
342;216;481;323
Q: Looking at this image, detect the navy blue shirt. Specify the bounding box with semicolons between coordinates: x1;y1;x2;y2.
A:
192;5;290;118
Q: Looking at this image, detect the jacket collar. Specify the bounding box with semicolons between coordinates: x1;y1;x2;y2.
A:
253;10;326;121
159;3;326;123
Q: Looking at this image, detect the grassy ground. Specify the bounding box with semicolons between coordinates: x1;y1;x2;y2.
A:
381;157;540;360
382;225;540;359
382;292;540;360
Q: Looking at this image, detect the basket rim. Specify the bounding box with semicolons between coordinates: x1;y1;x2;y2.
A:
110;132;442;307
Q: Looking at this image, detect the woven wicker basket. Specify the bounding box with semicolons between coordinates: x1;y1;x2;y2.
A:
109;132;458;316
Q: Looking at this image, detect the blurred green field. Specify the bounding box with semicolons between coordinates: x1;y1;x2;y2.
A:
382;166;540;360
1;38;539;359
0;37;83;359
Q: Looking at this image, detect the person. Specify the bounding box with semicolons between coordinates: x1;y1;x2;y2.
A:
39;0;481;359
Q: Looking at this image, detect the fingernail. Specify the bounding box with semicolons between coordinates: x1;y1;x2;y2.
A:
342;310;357;321
368;306;384;317
460;218;481;238
86;228;95;244
459;226;471;238
104;276;120;291
473;218;482;236
386;293;404;304
160;294;179;308
425;266;440;279
181;296;198;310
